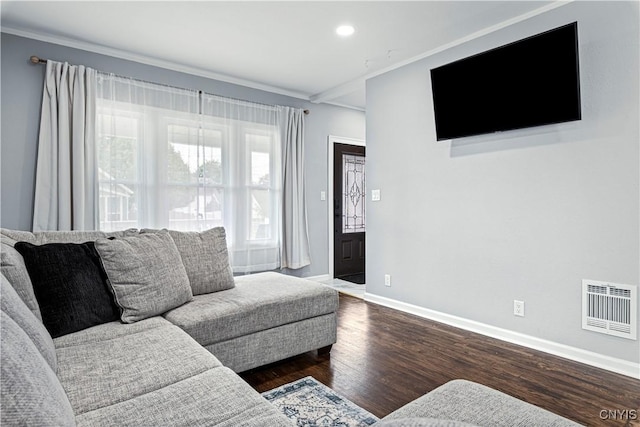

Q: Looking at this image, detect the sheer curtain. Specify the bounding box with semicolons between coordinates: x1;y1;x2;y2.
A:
95;73;199;232
200;93;282;273
96;75;284;273
33;61;97;231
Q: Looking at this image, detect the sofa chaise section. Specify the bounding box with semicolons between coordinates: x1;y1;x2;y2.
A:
164;271;338;372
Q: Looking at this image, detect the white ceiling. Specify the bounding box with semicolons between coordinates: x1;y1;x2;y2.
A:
1;1;557;110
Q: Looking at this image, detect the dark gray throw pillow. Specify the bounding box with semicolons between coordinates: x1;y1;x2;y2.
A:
14;241;120;338
95;232;193;323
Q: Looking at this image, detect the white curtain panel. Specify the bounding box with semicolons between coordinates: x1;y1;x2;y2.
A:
280;107;311;269
95;73;199;232
33;61;97;231
200;93;283;273
95;75;298;273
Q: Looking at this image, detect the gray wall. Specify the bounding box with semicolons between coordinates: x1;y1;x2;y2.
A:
0;33;365;278
366;1;639;363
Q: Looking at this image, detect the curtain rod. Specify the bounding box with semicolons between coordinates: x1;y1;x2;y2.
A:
29;55;310;115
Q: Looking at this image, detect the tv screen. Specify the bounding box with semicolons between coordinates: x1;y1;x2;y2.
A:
430;22;581;141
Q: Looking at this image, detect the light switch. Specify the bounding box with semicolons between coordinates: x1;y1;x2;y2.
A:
372;189;381;201
320;191;326;201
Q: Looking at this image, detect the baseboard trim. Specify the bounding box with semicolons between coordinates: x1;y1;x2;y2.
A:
364;292;640;380
306;274;330;283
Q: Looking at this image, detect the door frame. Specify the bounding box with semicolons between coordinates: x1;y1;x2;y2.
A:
327;135;366;280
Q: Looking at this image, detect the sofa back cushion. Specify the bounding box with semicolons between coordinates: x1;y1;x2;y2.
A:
95;232;193;323
0;273;57;371
0;311;76;426
1;228;138;245
14;241;120;338
1;241;42;320
142;227;235;295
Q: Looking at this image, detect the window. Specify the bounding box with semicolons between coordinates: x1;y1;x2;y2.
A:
96;76;282;273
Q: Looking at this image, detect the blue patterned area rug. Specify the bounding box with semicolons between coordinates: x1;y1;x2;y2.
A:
262;376;379;427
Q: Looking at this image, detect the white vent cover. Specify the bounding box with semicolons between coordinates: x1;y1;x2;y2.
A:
582;280;637;340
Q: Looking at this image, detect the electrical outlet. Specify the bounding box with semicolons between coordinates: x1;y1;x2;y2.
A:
384;274;391;287
513;300;525;317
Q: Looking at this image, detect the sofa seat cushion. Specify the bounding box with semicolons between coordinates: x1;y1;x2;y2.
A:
75;366;291;427
163;272;339;346
383;380;580;426
54;316;170;348
54;317;223;415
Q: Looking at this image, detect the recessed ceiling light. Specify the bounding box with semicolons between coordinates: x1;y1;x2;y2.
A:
336;25;355;37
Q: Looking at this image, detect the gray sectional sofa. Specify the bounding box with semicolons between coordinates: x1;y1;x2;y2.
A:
0;227;580;426
0;227;336;426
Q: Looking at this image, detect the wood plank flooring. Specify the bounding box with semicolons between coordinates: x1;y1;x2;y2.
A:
241;294;640;426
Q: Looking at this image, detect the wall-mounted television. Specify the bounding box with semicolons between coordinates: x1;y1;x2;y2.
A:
430;22;581;141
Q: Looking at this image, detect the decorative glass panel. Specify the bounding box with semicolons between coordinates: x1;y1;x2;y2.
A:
342;154;366;233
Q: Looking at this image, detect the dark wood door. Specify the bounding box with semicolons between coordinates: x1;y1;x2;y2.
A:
333;143;365;284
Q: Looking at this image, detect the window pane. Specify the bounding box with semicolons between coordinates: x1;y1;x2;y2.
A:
97;115;138;181
97;113;140;232
247;133;271;186
251;151;270;185
168;185;224;231
250;189;271;240
167;124;197;184
99;182;138;232
167;125;223;185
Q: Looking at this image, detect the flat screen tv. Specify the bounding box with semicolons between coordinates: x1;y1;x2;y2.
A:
430;22;581;141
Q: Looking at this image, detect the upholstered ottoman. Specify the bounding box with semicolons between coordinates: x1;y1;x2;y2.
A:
380;379;580;426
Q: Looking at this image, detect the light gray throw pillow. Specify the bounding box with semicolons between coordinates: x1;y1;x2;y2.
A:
168;228;234;294
141;228;235;295
95;232;193;323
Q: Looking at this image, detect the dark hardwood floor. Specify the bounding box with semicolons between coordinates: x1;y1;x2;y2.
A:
241;294;640;426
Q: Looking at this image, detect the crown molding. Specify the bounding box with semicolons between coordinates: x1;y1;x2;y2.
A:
4;0;573;111
1;25;312;102
320;100;366;113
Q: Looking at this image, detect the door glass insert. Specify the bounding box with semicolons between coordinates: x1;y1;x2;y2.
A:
342;153;366;233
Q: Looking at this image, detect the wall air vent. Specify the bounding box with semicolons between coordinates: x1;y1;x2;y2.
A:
582;280;637;340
